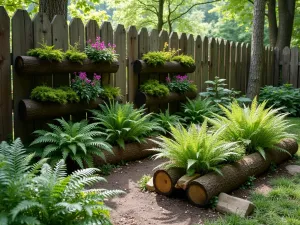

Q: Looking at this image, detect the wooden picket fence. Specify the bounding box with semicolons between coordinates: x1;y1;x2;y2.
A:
0;7;277;142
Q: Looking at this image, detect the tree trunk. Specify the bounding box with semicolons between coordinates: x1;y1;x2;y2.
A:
39;0;68;22
157;0;164;32
246;0;266;99
267;0;278;47
276;0;296;49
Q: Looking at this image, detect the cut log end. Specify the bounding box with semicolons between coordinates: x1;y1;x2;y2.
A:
187;184;208;206
15;56;24;74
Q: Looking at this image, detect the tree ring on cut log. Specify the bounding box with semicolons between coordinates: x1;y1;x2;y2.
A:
187;184;207;205
154;172;173;194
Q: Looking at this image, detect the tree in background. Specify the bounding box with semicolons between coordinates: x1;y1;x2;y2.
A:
247;0;266;99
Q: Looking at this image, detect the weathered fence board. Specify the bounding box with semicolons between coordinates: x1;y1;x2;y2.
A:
194;35;202;92
218;39;225;79
290;47;299;87
0;7;12;142
202;36;209;91
229;42;236;89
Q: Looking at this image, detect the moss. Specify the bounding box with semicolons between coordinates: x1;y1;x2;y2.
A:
101;86;122;100
65;43;87;64
140;79;170;97
31;86;80;104
172;54;195;67
142;52;170;67
27;43;65;62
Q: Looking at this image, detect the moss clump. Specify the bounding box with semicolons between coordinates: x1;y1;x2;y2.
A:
65;43;87;64
172;55;195;67
140;79;170;97
27;43;65;62
31;86;79;104
142;52;171;67
101;86;122;100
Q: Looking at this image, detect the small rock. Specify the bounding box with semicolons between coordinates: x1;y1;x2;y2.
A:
216;193;255;217
146;177;155;192
285;165;300;175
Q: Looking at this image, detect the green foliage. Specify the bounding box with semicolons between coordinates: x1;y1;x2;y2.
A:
259;84;300;117
138;174;152;192
30;86;79;104
206;175;300;225
85;37;118;63
181;98;217;125
65;43;87;64
152;109;183;133
207;97;296;159
140;79;170;97
241;176;256;189
99;163;119;176
91;101;162;149
0;138;124;225
30;118;112;169
166;74;197;93
101;85;122;100
152;122;243;176
27;43;65;62
200;76;251;112
172;55;195;67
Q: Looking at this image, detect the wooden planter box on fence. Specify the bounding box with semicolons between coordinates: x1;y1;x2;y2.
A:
93;137;159;166
133;60;196;74
19;98;104;120
135;91;197;107
15;56;119;75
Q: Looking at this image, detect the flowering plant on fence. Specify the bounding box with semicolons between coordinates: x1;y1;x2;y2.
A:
166;75;197;93
71;72;102;103
85;37;118;63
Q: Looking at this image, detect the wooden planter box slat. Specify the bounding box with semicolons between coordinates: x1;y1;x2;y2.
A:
133;60;196;74
19;98;104;120
15;56;119;75
93;138;159;165
135;91;197;107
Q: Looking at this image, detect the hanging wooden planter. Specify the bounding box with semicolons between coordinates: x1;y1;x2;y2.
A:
135;91;197;107
133;60;196;74
15;56;119;75
93;138;159;165
19;98;104;120
186;138;298;206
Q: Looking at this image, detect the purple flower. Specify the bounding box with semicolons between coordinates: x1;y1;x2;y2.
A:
166;77;171;82
94;73;101;80
85;78;91;84
79;72;87;80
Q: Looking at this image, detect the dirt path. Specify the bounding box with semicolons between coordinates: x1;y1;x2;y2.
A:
94;157;296;225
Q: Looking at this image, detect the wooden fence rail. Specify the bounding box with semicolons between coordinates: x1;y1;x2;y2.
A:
0;6;277;142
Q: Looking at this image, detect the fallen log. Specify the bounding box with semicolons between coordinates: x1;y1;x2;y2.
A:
186;138;298;206
93;138;159;165
153;168;186;196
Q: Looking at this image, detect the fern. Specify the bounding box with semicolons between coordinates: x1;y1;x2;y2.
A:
27;42;65;62
152;122;244;176
207;97;296;158
153;109;184;133
65;42;87;64
0;139;124;225
90;101;163;149
31;118;113;169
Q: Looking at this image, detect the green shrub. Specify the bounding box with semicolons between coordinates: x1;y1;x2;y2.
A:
181;98;217;125
27;43;65;62
31;86;68;104
138;174;152;192
65;42;87;64
0;138;123;225
90;101;162;149
172;55;195;67
166;74;197;93
30;118;112;169
140;79;170;97
259;84;300;117
152;122;243;176
57;86;80;103
101;85;122;100
208;97;296;158
153;109;183;133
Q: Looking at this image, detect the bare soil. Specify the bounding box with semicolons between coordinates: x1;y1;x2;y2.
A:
94;157;296;225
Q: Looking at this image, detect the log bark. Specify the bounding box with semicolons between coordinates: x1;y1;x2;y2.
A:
19;98;104;120
246;0;266;99
133;60;196;74
267;0;278;47
93;138;159;165
135;91;197;107
153;168;186;196
187;138;298;206
15;56;119;75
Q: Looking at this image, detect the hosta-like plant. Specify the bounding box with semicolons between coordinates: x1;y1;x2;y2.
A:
207;97;296;158
0;138;124;225
91;101;162;149
152;122;243;176
153;109;183;133
31;118;112;168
